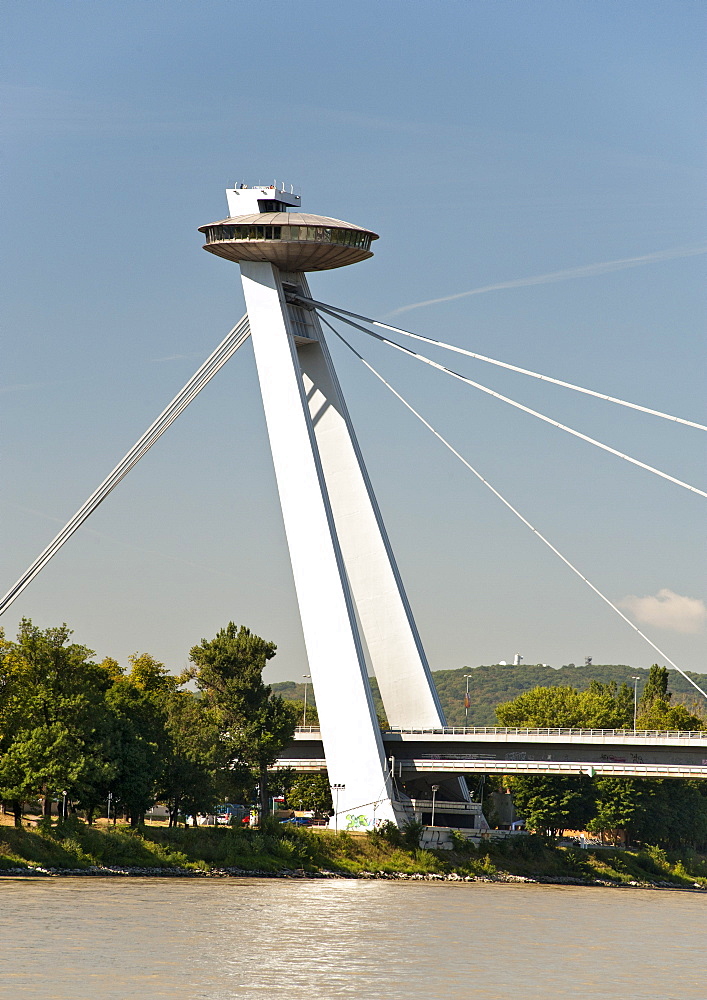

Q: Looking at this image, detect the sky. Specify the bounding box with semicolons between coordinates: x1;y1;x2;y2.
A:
1;0;705;686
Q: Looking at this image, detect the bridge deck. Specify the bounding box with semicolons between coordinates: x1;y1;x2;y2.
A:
295;725;707;747
277;727;707;779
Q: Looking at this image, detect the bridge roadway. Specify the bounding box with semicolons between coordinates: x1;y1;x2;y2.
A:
276;726;707;779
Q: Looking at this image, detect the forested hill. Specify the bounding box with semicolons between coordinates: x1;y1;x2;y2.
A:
273;663;707;727
430;664;707;726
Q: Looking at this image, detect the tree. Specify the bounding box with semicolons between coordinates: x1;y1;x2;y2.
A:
585;681;634;729
637;699;704;732
287;699;320;728
663;781;707;850
104;653;173;826
126;652;178;696
588;777;707;851
495;676;707;846
640;664;670;709
496;680;632;838
587;778;645;845
158;690;229;826
496;681;633;730
0;627;23;825
509;774;594;837
0;620;115;822
635;664;703;732
188;624;296;819
285;773;332;817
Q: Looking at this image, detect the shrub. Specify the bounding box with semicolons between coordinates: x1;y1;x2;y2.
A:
450;830;475;855
402;820;423;849
369;821;403;847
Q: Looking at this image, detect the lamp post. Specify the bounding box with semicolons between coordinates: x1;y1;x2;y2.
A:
431;784;440;827
632;676;641;734
332;783;345;833
464;674;472;724
107;791;113;825
302;674;311;727
61;790;67;822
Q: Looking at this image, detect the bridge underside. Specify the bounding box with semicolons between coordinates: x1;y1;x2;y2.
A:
277;729;707;782
276;757;707;780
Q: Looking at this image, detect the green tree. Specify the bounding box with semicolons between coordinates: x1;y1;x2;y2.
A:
287;699;320;728
635;664;703;732
496;681;632;730
509;774;594;837
640;664;670;709
188;624;295;819
158;690;233;826
286;773;332;817
637;699;704;732
105;653;173;826
586;777;645;845
127;652;178;695
664;781;707;849
495;676;707;846
496;686;585;727
0;627;23;824
496;680;633;839
626;779;707;850
0;620;115;822
585;680;634;729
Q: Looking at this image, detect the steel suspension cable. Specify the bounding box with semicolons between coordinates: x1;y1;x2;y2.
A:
303;296;707;433
317;308;707;500
321;319;707;701
0;316;251;617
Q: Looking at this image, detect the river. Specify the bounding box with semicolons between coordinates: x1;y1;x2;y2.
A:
1;877;704;999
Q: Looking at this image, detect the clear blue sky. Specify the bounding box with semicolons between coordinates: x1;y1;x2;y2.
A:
2;1;705;684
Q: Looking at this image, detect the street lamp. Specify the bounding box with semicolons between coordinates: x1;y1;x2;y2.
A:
61;790;67;822
107;791;113;825
632;676;641;734
464;674;472;725
332;783;345;834
431;784;440;827
302;674;311;727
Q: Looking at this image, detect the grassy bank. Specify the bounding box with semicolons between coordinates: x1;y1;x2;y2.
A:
1;822;706;889
0;821;436;877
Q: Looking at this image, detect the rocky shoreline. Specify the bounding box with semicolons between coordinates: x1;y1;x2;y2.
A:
1;863;704;890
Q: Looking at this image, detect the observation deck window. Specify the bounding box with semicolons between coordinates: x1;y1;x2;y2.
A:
257;199;291;213
204;225;371;252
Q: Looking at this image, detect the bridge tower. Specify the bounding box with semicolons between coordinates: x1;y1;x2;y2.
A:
199;184;449;829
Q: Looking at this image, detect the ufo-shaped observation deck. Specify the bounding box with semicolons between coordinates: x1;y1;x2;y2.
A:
199;212;378;271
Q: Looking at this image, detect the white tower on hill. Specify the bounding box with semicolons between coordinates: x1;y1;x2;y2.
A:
199;183;449;829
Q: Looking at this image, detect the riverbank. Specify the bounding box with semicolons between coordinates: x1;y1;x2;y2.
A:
1;822;706;890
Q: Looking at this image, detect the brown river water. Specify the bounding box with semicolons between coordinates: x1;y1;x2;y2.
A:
1;877;705;999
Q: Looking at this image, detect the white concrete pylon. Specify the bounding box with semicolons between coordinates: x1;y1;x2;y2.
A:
240;261;402;829
202;187;460;828
293;276;446;730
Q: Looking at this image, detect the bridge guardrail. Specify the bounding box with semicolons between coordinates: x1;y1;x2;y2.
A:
275;756;707;779
294;725;707;740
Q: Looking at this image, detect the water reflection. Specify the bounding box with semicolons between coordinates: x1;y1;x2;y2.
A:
1;878;704;999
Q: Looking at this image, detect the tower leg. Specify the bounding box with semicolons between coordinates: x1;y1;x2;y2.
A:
293;298;444;729
240;261;403;829
291;288;471;806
